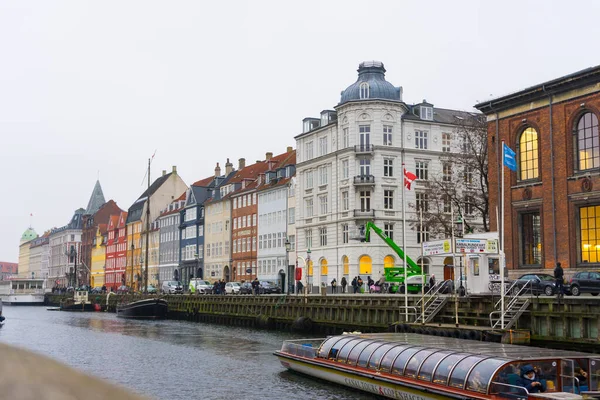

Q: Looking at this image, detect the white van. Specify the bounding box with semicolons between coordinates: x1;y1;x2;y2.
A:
161;281;183;294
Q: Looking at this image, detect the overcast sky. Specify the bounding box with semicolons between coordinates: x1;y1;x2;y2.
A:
1;1;599;261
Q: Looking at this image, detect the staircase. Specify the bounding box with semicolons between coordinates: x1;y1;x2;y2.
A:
415;280;450;324
489;281;531;330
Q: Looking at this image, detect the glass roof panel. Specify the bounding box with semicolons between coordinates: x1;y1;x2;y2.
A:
418;351;454;381
380;345;413;372
466;358;509;394
392;347;426;375
433;353;470;385
449;356;487;389
357;341;385;368
318;336;346;358
405;349;437;378
348;340;374;365
336;338;366;363
328;337;355;360
367;343;399;370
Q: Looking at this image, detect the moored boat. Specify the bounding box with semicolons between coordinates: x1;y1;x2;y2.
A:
0;279;46;305
60;290;95;311
274;333;600;400
116;298;168;319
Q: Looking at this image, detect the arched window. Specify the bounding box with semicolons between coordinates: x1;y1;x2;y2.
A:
384;255;395;268
359;255;372;275
320;259;328;281
359;82;369;99
518;127;539;180
576;112;600;170
342;256;349;275
308;260;313;277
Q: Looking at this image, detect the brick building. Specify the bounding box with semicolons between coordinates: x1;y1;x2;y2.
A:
0;261;18;280
475;66;600;275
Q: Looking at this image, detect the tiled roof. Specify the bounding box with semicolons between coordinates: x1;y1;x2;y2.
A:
401;106;479;124
192;176;214;187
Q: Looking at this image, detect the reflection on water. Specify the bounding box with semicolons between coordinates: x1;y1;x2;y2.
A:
0;307;378;400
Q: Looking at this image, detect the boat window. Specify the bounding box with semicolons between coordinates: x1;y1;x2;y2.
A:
432;353;469;385
318;336;346;358
449;356;486;389
405;349;436;378
418;351;453;381
379;345;412;372
392;347;425;376
367;343;398;370
348;340;374;365
466;358;508;394
336;339;365;363
324;337;354;360
357;341;384;367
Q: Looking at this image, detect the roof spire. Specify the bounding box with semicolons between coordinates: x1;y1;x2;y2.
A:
85;180;106;215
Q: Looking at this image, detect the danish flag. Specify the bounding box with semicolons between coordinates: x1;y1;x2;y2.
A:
404;168;417;190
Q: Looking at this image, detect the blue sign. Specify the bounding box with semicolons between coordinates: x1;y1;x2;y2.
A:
245;268;252;274
503;143;517;172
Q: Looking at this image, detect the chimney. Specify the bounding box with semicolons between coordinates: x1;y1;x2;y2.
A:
162;170;167;176
266;152;273;160
172;166;177;174
287;146;293;153
214;162;221;177
238;158;246;169
225;158;233;175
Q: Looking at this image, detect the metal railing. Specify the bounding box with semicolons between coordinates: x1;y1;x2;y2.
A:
415;280;452;324
489;280;532;329
353;175;375;185
354;144;374;153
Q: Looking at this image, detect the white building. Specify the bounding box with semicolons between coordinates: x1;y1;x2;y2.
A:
286;177;297;292
48;209;84;287
295;61;481;291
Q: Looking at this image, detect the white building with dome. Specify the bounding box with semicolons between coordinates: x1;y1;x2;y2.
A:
18;227;38;278
294;61;482;290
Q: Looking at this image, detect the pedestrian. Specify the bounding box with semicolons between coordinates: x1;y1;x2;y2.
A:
341;277;347;293
429;274;436;291
357;276;364;293
367;276;374;288
554;262;564;298
296;280;304;294
351;277;358;294
331;278;337;294
252;278;260;295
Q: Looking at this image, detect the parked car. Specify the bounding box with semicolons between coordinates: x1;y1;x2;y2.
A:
569;271;600;296
189;279;213;294
239;282;253;294
259;281;282;294
116;285;131;294
90;287;103;294
225;282;241;294
147;284;158;294
162;281;183;294
512;274;558;296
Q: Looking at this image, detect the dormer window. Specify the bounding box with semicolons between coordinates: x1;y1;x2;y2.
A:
265;174;271;184
420;106;433;121
359;82;369;99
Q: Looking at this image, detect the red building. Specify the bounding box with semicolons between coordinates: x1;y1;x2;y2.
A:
105;211;128;290
0;261;18;280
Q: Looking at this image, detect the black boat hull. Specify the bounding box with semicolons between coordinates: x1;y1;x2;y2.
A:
60;302;96;312
116;299;168;319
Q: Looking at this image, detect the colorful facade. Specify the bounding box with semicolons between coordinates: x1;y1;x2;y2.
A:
105;212;128;290
90;224;107;288
157;194;185;284
18;227;38;279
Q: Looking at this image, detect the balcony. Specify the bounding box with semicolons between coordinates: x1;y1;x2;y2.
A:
354;144;374;154
353;209;375;218
353;175;375;186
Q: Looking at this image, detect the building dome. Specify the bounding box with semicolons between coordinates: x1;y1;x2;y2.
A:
20;227;38;244
339;61;402;105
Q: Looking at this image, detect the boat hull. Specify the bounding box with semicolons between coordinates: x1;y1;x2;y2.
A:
60;303;96;312
1;294;45;305
116;298;168;319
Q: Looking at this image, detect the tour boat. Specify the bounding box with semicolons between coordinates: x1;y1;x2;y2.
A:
60;290;95;312
116;298;168;319
0;279;46;305
274;333;600;400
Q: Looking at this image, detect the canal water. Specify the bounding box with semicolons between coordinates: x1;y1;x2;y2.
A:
0;306;378;400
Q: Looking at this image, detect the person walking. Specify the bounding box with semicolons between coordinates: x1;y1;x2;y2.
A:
340;277;347;293
357;276;364;293
252;278;260;295
429;274;436;292
331;279;337;294
554;262;564;298
351;277;358;294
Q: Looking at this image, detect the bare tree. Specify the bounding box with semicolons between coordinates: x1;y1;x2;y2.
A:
410;113;489;237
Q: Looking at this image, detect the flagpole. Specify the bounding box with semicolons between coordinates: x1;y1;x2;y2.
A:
402;162;408;323
420;207;425;325
500;141;505;330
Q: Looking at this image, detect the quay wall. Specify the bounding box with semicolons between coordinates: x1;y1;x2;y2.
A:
44;294;600;352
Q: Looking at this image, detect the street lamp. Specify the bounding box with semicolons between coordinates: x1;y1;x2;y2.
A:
306;248;311;295
285;239;291;295
455;218;466;297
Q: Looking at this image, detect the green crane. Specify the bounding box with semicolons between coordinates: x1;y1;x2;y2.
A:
363;221;426;293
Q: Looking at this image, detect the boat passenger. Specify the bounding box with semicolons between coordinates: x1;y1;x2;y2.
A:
516;364;546;393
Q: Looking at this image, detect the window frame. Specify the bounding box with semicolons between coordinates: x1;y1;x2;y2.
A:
517;126;540;181
574;111;600;172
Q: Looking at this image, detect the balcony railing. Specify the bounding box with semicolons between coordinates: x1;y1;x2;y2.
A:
353;209;375;218
353;175;375;185
354;144;374;154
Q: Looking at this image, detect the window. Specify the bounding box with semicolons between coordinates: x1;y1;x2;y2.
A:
319;165;328;185
416;193;429;212
415;161;428;180
384;190;394;210
288;235;295;251
319;136;328;156
342;224;349;244
341;159;349;179
359;125;370;149
383;125;393;146
576;112;600;170
343;128;349;148
384;223;394;240
463;166;473;185
341;191;349;211
519;127;539;180
443;194;451;213
417;226;429;244
359;158;371;176
360;191;371;211
319;227;327;246
305;198;313;217
381;158;394;177
443;163;452;182
464;195;474;215
442;132;451;152
415;130;428;149
305;141;314;160
359;82;369;99
305;229;313;249
420;106;433;121
288;207;295;224
319;195;328;214
305;170;314;188
521;212;541;265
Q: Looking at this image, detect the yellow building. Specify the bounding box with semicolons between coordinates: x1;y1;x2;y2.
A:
143;226;160;288
125;221;142;290
18;227;38;278
90;225;107;288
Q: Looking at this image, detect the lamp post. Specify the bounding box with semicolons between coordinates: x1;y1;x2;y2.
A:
306;248;311;295
455;217;466;297
67;246;78;289
285;239;291;295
